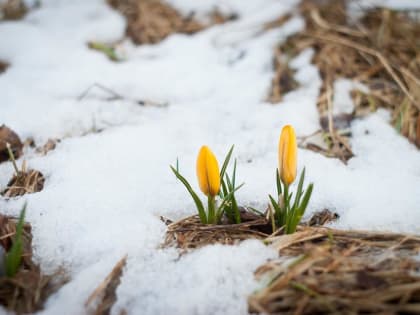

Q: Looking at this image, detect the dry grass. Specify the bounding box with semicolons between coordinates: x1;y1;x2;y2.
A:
0;214;67;314
108;0;235;45
162;209;339;251
269;0;420;161
2;168;45;198
249;226;420;315
162;210;272;251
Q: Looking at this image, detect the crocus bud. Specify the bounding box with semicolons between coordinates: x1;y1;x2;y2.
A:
196;146;220;196
278;125;297;185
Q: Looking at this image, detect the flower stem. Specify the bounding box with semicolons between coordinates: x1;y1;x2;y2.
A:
207;195;216;224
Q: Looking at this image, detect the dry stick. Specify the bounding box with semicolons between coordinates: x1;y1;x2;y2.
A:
77;83;167;107
77;83;124;101
308;33;420;111
297;129;322;146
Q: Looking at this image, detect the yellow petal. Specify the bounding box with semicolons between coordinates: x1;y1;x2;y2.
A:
278;125;297;185
196;146;221;196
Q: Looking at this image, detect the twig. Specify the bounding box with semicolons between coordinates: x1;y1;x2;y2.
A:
77;83;168;107
297;129;322;146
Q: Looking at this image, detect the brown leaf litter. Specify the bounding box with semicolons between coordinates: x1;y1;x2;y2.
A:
162;208;338;251
0;125;23;164
86;255;127;315
108;0;236;45
162;209;272;251
248;226;420;315
268;0;420;162
0;0;26;20
0;213;68;314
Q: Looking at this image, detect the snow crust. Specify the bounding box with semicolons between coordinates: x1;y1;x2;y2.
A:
0;0;419;314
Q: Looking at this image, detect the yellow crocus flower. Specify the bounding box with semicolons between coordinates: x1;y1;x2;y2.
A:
196;146;221;197
278;125;297;185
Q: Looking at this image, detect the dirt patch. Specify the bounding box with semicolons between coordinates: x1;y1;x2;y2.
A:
269;0;420;161
0;213;67;313
248;226;420;314
108;0;235;45
0;61;9;74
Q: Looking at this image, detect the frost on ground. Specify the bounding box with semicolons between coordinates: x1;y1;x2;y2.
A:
0;0;419;314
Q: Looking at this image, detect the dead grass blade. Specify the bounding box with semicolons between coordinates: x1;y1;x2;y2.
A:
86;255;127;315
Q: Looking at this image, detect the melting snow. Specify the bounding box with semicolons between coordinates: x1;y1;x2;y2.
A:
0;0;419;314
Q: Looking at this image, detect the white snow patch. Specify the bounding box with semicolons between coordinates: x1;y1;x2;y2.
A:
0;0;419;314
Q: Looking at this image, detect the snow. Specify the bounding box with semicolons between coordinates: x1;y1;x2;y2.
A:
0;0;419;314
332;79;368;115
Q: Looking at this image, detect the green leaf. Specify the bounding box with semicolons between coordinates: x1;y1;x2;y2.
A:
269;194;283;227
292;168;306;210
223;174;235;222
298;183;313;216
220;145;234;180
5;203;27;277
276;169;282;196
170;166;207;223
247;207;264;216
231;194;241;224
232;159;237;188
217;183;244;220
218;146;234;200
88;41;121;62
221;158;241;224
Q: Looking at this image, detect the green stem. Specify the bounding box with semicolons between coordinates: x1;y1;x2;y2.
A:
207;195;216;224
283;183;289;231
